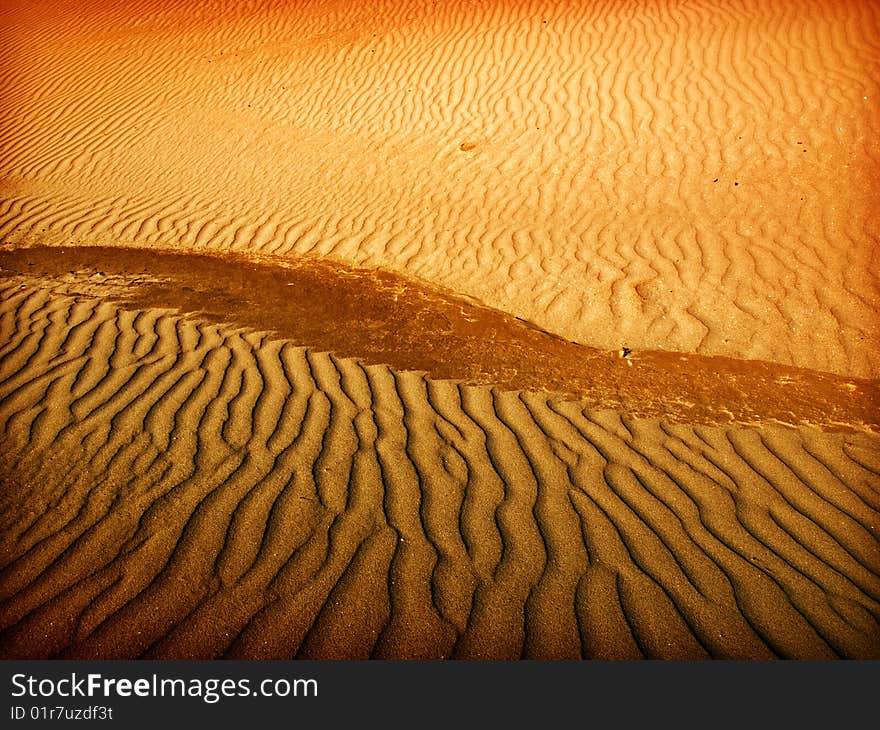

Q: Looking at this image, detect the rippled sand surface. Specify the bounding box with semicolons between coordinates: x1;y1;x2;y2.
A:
1;0;878;374
1;1;878;658
0;248;877;659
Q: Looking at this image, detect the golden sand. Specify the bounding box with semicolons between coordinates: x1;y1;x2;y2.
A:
1;0;878;375
0;0;878;658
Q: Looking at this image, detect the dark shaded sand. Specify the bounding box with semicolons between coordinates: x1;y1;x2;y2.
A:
1;246;876;431
0;248;878;659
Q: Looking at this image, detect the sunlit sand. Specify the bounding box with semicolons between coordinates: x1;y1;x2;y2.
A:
0;0;878;658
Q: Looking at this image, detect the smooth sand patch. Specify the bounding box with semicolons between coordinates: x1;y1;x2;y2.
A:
1;246;876;431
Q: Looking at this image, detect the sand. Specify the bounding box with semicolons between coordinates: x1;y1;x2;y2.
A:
0;0;878;658
1;0;878;376
0;256;878;659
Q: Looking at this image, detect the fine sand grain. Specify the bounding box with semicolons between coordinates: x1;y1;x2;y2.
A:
0;0;879;659
1;0;878;375
0;254;878;659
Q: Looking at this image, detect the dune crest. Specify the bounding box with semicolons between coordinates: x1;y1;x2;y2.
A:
0;246;876;433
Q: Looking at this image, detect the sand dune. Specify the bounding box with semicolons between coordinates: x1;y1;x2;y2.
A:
1;0;878;376
0;246;877;432
1;0;878;660
0;256;878;659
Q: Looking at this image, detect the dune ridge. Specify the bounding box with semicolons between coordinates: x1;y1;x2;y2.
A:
0;269;878;659
1;246;877;433
1;0;878;376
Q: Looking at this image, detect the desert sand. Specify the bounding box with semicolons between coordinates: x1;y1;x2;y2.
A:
0;0;878;658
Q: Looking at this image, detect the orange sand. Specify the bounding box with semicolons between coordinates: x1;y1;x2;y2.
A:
1;0;878;374
0;1;878;659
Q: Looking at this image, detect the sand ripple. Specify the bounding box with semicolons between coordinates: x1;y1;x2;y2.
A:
1;0;878;375
1;257;877;659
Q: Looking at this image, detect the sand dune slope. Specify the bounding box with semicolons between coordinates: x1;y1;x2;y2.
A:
1;0;878;375
1;269;878;659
